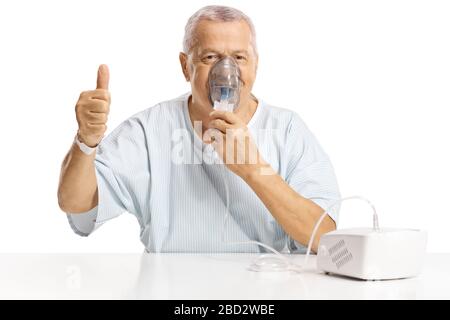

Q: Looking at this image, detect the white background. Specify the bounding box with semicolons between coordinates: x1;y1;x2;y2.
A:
0;0;449;253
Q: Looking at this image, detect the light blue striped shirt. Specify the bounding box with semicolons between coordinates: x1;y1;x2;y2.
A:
67;92;340;253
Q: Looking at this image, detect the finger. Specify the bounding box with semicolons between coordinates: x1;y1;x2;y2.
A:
80;90;110;102
90;89;110;101
86;99;109;113
86;123;107;134
85;112;107;124
208;119;231;134
96;64;109;90
209;110;238;125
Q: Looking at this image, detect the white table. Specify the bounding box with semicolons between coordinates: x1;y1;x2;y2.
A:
0;253;448;299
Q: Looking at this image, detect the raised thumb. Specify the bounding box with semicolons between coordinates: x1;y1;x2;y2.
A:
96;64;109;90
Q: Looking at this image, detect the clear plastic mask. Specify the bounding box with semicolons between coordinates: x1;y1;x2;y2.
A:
208;56;241;111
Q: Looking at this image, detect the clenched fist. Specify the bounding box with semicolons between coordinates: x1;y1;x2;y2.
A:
75;64;111;147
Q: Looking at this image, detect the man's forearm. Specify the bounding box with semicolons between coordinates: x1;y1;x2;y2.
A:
240;164;336;253
57;142;98;213
58;64;110;214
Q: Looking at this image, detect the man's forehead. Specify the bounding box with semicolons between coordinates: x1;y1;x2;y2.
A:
193;20;254;54
198;47;250;55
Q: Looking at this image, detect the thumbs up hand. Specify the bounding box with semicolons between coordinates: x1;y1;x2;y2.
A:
75;64;111;147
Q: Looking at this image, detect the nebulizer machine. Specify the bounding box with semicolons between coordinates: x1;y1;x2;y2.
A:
207;57;427;280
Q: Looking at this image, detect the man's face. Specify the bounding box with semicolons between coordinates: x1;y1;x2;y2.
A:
180;19;258;110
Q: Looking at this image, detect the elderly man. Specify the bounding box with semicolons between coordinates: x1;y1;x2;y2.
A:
57;5;340;253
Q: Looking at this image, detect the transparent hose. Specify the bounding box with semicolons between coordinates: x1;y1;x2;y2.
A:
217;162;379;272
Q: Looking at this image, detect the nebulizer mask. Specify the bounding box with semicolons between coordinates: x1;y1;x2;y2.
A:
208;56;241;112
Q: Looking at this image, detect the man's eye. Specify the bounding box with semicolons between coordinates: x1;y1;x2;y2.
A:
235;55;247;61
204;55;217;61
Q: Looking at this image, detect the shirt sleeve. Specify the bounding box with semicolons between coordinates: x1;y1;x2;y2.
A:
67;114;150;237
283;113;341;253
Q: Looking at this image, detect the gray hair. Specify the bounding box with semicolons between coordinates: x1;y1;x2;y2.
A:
183;5;257;55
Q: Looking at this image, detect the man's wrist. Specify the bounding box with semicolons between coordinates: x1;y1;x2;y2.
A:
239;161;276;183
74;134;97;155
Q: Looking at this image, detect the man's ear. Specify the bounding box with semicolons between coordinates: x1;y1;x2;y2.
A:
179;52;190;82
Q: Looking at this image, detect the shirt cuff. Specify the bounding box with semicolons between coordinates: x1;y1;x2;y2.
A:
66;206;105;237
